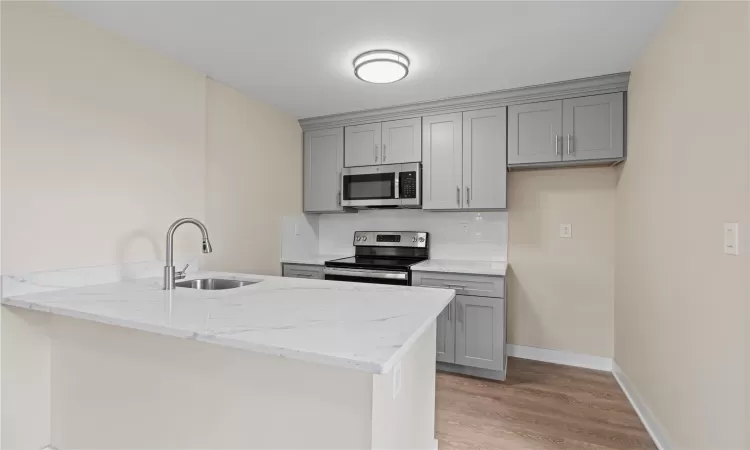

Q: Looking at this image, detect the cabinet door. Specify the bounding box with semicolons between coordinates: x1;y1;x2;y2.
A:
345;122;381;167
462;107;507;210
381;118;421;164
422;113;463;210
455;294;505;371
304;128;343;213
508;100;562;165
562;93;624;161
436;300;455;363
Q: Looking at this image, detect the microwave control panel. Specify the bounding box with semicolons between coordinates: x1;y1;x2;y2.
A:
400;172;418;199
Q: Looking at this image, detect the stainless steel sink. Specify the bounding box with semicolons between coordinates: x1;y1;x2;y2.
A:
175;278;259;290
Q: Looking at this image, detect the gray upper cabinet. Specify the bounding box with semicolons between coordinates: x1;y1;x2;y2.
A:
303;127;344;213
436;300;455;363
422;113;463;210
454;294;505;371
462;107;507;210
381;118;421;164
345;122;381;167
508;100;562;165
562;92;624;162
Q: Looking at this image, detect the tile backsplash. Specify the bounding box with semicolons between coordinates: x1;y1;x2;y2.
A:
281;210;508;261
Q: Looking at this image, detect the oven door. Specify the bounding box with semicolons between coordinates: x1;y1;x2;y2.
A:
323;267;409;286
341;165;401;208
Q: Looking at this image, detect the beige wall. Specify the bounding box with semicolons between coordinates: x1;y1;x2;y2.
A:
204;80;301;275
508;168;616;358
616;2;750;448
0;2;301;276
1;1;207;274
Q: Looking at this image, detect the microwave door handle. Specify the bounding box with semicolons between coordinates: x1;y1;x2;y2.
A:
394;172;400;199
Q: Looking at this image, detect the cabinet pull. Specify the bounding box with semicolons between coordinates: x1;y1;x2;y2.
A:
555;135;560;156
466;187;470;207
337;190;341;206
458;303;464;326
567;134;573;155
374;144;379;163
448;304;452;322
456;186;460;206
445;283;467;289
383;144;387;162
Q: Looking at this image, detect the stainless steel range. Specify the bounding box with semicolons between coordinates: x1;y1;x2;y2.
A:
324;231;429;286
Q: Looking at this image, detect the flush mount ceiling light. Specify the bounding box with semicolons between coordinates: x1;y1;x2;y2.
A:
353;50;410;84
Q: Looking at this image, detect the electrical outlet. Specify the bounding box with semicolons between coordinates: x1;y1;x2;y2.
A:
392;361;402;399
294;223;300;235
460;222;469;234
560;224;572;238
724;223;739;255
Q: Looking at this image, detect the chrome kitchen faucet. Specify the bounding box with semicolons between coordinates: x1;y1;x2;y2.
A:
163;218;212;290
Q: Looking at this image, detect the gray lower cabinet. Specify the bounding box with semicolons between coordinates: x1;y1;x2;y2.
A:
455;294;505;371
282;263;324;280
412;271;506;380
508;92;625;168
436;300;455;363
303;128;344;213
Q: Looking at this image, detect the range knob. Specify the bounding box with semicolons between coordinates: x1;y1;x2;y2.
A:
355;236;361;242
412;236;417;243
362;236;367;242
418;237;425;243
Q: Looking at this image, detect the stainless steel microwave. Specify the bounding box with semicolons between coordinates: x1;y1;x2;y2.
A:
341;163;421;209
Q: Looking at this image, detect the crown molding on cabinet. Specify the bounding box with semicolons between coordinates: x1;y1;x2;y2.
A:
299;72;629;131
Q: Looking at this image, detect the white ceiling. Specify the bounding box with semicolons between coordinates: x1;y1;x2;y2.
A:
58;1;675;119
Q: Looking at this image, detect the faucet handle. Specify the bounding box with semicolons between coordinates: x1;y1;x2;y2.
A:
175;264;189;279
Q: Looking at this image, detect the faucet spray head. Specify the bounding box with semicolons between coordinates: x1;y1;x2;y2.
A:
202;238;213;253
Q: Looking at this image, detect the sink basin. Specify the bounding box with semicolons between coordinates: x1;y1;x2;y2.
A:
175;278;259;290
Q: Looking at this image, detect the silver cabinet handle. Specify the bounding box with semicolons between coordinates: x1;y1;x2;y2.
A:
383;144;387;162
458;303;464;326
337;191;341;206
555;135;560;156
466;187;470;207
445;283;467;289
374;144;379;163
567;134;573;155
447;304;452;322
456;186;460;206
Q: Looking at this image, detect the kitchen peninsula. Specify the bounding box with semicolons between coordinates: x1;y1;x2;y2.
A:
3;271;454;449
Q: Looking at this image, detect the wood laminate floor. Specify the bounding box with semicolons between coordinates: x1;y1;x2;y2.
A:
436;357;657;450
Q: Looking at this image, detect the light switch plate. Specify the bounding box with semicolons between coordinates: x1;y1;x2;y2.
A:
560;224;572;238
724;223;739;255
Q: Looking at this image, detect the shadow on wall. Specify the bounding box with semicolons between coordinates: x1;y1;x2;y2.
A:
115;230;161;280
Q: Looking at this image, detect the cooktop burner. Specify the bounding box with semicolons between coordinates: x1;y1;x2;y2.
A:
326;256;425;271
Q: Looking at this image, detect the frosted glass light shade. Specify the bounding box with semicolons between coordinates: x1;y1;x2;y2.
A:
353;50;410;84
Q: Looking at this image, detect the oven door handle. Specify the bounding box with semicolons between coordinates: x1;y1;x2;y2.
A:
323;267;408;281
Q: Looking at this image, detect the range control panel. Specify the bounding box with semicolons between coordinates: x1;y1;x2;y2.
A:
353;231;428;248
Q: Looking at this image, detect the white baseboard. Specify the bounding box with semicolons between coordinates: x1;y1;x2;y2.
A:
612;362;673;450
506;344;613;371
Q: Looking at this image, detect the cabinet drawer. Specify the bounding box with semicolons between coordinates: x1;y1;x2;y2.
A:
412;272;504;298
282;264;323;280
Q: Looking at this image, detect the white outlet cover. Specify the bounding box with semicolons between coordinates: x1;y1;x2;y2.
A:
560;224;572;238
724;223;739;255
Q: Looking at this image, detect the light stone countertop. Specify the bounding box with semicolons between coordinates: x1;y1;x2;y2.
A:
2;271;453;374
411;259;508;277
280;255;351;266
